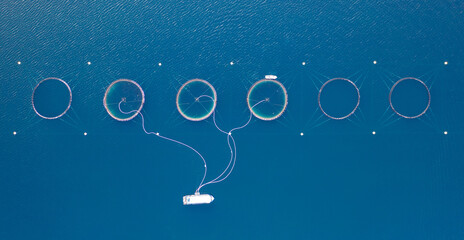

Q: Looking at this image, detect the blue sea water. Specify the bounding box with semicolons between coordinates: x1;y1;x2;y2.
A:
1;1;464;239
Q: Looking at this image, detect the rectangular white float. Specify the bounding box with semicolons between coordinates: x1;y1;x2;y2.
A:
265;75;278;80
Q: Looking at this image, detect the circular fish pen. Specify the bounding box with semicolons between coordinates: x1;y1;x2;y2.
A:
103;79;145;121
247;79;288;121
318;78;360;120
176;79;217;121
389;77;431;119
32;77;72;120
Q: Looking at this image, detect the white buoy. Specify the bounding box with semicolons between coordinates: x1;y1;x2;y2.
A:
302;62;306;66
300;132;304;136
13;131;17;135
444;61;448;65
372;131;376;135
230;61;234;65
87;61;91;65
84;132;87;136
17;61;21;65
373;60;377;65
444;131;448;135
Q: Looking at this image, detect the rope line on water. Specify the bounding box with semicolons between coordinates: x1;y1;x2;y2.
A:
119;100;208;193
118;96;267;194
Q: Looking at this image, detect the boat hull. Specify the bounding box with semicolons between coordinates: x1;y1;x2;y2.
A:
183;194;215;205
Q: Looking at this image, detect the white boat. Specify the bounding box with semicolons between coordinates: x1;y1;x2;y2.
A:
183;193;215;205
265;75;277;80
